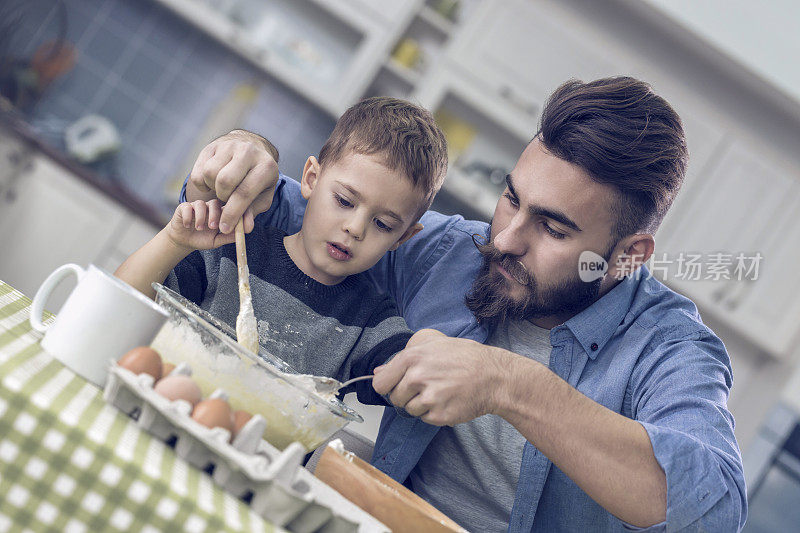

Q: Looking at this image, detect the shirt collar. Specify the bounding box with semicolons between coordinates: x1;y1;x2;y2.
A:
553;266;646;359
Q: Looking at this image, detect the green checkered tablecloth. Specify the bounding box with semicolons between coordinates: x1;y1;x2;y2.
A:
0;280;276;532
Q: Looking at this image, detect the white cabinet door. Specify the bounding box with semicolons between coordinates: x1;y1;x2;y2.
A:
336;0;421;27
655;141;800;357
0;155;126;311
721;183;800;356
655;112;730;252
447;0;619;105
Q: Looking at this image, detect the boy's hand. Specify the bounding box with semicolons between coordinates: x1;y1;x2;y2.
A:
167;199;255;251
188;130;279;234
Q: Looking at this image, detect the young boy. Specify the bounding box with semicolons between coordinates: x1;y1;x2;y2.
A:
116;97;448;404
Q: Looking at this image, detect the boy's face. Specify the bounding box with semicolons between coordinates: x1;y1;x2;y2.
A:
294;152;425;285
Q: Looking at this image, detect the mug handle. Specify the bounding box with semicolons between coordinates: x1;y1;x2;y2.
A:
30;263;85;333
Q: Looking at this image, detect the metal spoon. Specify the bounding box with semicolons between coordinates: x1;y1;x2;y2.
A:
310;374;375;395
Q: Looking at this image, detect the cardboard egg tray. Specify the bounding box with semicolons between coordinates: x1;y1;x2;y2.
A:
103;363;389;533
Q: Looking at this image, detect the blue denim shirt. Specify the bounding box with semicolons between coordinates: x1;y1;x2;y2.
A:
182;175;746;531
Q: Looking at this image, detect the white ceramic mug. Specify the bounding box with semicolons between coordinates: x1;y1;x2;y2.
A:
30;263;168;387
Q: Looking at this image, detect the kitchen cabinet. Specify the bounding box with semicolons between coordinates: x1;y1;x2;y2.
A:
344;0;424;26
655;111;731;248
723;182;800;357
447;0;619;106
153;0;421;116
414;64;530;219
0;150;159;313
0;154;126;310
654;140;800;357
367;1;461;99
361;0;634;221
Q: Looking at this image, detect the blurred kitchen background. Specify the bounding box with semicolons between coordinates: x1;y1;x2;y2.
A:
1;1;799;530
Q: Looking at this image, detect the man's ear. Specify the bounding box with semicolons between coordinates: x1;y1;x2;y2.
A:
606;233;655;280
390;223;424;251
300;156;320;200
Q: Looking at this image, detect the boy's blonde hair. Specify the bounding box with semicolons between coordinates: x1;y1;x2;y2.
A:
318;97;448;220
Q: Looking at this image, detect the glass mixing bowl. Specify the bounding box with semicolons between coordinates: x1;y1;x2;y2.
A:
149;283;363;451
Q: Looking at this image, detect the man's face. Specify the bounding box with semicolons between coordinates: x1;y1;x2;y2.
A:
296;153;425;285
467;139;619;327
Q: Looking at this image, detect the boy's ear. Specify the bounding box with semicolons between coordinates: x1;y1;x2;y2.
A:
390;223;424;251
300;156;321;200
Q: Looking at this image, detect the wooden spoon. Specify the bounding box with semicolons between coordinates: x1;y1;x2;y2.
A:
234;219;259;354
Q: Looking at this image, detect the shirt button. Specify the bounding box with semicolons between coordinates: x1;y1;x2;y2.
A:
590;342;599;351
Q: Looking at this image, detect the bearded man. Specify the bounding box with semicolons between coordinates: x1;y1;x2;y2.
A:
181;77;746;532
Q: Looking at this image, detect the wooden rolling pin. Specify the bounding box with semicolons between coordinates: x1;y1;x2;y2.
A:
315;444;467;533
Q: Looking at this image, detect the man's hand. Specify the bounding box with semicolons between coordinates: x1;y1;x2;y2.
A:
372;329;513;426
188;130;279;234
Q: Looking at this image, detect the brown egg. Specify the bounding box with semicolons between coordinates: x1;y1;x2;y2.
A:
232;410;253;438
161;362;176;378
192;398;234;433
153;375;203;407
118;346;162;380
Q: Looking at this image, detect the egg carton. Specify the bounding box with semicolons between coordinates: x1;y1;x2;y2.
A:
103;363;389;533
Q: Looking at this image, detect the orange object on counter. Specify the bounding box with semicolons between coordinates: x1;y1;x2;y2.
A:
232;410;253;438
192;398;234;433
118;346;162;381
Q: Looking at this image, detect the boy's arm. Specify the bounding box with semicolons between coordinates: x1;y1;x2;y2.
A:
115;229;193;299
344;296;414;406
116;199;242;299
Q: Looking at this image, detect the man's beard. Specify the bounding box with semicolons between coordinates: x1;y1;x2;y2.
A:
465;236;604;326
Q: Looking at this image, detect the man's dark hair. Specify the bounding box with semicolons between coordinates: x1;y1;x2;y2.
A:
537;76;688;242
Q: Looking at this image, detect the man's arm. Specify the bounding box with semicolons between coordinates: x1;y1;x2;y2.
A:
497;353;667;527
186;130;280;233
373;329;744;529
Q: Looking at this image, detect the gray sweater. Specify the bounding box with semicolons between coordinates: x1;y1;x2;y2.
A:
166;223;412;404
